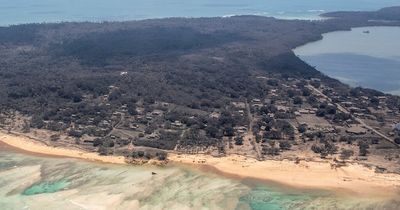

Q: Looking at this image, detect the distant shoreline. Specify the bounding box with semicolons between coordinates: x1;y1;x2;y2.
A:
1;130;400;198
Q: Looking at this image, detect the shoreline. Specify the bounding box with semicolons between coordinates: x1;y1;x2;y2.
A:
1;131;400;198
0;131;126;164
169;153;400;198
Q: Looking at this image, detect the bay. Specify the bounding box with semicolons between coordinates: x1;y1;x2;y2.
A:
294;26;400;95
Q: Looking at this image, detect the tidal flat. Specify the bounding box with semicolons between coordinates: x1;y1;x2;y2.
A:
1;146;399;210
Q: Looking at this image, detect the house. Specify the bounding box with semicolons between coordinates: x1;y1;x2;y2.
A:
252;103;263;108
209;112;221;119
349;107;362;113
234;126;247;134
276;105;289;112
346;126;367;135
83;139;94;144
354;113;365;118
299;109;309;114
152;110;163;116
99;120;110;127
232;102;246;109
172;121;183;127
395;123;400;131
341;102;353;107
113;111;123;116
378;96;387;101
361;96;369;101
148;132;160;139
135;107;144;114
130;124;139;129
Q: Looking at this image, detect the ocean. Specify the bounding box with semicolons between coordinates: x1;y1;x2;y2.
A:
0;147;398;210
2;1;400;94
294;26;400;95
2;1;400;209
0;0;399;25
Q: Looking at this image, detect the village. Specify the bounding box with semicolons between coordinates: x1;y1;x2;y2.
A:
1;71;399;171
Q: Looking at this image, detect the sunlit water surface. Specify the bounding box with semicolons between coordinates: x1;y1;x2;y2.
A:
294;27;400;95
0;146;399;210
0;0;399;25
1;2;400;208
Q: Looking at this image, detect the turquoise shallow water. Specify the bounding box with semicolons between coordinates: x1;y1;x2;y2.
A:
0;0;399;25
0;147;399;210
1;2;399;208
294;26;400;95
23;180;70;195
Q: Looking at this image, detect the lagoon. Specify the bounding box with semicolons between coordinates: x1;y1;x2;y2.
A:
294;27;400;95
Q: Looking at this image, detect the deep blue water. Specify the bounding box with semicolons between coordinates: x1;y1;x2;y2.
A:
0;0;400;25
300;53;400;94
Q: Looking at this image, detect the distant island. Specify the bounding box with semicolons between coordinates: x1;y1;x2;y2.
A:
1;6;400;195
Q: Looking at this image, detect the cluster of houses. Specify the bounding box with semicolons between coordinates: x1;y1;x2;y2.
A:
67;76;400;151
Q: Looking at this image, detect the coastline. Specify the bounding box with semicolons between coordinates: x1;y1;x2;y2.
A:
169;154;400;198
1;131;400;198
0;131;126;164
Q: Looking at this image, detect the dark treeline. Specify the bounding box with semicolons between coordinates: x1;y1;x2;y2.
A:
323;6;400;21
54;27;244;66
